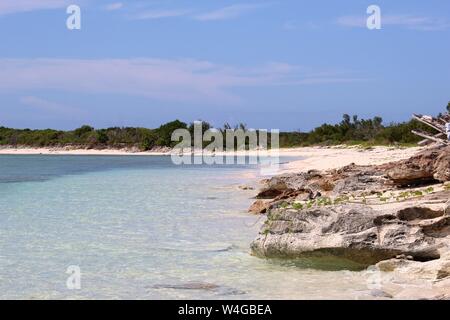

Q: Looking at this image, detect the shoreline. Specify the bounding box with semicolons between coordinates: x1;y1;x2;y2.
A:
249;145;450;299
3;143;447;299
245;145;426;210
0;145;423;162
0;147;171;156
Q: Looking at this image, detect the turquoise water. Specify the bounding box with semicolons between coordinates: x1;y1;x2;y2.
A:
0;155;372;299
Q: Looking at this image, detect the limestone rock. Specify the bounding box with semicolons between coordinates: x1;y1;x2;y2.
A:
248;200;270;214
249;146;450;298
434;148;450;182
373;249;450;299
255;165;386;203
238;185;254;190
251;199;449;267
386;146;450;186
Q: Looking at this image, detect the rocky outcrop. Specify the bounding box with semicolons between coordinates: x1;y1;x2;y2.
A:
252;147;450;210
248;200;271;214
251;196;449;267
252;164;389;209
249;146;450;299
386;146;450;186
371;249;450;299
433;148;450;182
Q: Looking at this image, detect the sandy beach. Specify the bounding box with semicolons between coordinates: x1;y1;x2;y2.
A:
278;146;424;173
0;146;423;174
0;147;171;156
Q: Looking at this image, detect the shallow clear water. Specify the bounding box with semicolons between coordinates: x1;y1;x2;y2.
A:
0;155;373;299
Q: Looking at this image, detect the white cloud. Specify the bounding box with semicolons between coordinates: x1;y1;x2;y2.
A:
193;3;268;21
0;0;72;15
105;2;123;11
337;14;450;31
130;9;191;20
19;96;84;116
128;4;265;22
0;58;361;105
336;16;366;28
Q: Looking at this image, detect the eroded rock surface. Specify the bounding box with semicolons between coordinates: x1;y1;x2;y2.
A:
386;146;450;186
248;200;270;214
249;146;450;299
372;249;450;299
251;198;449;266
251;146;450;212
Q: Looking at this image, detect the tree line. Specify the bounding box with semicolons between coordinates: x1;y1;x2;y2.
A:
1;102;448;150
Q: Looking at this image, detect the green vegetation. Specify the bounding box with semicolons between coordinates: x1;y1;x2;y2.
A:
283;185;444;210
292;203;304;210
279;114;436;147
0;104;447;150
0;120;187;151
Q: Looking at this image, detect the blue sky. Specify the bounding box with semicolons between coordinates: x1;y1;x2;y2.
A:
0;0;449;131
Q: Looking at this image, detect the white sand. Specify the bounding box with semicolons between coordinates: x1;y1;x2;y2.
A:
279;146;423;173
0;146;423;176
0;147;170;156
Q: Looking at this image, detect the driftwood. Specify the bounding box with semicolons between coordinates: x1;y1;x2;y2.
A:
412;113;449;146
417;133;446;146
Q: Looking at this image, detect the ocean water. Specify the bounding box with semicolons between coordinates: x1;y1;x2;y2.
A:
0;155;373;299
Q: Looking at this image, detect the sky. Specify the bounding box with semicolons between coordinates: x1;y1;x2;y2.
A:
0;0;449;131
